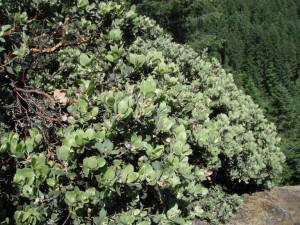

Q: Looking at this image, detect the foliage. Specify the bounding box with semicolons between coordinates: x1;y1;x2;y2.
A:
133;0;300;184
0;0;284;224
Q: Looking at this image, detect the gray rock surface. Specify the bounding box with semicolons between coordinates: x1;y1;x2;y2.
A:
228;186;300;225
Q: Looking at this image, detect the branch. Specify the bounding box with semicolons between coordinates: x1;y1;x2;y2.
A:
3;27;15;36
14;87;54;103
30;37;90;54
3;17;37;36
29;17;92;54
36;111;61;123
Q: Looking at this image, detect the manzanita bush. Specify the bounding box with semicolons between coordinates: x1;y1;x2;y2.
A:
0;0;285;224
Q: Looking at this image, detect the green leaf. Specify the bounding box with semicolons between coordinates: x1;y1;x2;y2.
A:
46;178;56;187
147;51;163;65
140;76;156;98
121;164;135;183
118;99;129;114
13;168;35;184
97;157;106;167
128;53;146;68
173;125;187;142
65;191;76;204
77;79;96;99
138;163;156;184
152;161;163;180
29;128;42;145
194;205;204;216
103;139;114;151
119;214;135;224
171;141;184;155
83;156;106;176
90;107;99;118
146;145;164;159
99;208;107;221
87;156;98;168
79;53;92;67
25;138;33;153
106;54;115;62
1;24;11;32
86;187;96;198
77;0;89;9
21;211;30;222
126;173;139;183
22;185;34;198
85;128;94;140
167;204;181;219
137;221;151;225
170;217;186;224
75;129;85;145
78;98;88;114
67;105;77;115
80;18;92;28
103;167;115;181
6;66;15;75
156;116;175;132
57;145;71;161
13;142;26;158
197;129;209;146
105;96;115;107
109;29;122;42
86;79;96;96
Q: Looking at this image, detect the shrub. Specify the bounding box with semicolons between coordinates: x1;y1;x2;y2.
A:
0;0;284;224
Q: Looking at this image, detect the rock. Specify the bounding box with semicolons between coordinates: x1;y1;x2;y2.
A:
229;186;300;225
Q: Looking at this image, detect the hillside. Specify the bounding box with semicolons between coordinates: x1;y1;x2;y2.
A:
0;0;285;224
133;0;300;184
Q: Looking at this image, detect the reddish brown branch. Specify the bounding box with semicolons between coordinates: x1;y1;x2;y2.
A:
15;87;54;103
3;27;15;36
36;111;61;123
30;41;63;53
29;17;93;54
30;37;90;54
3;17;37;36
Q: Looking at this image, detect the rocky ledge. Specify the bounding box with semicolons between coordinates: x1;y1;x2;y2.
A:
229;186;300;225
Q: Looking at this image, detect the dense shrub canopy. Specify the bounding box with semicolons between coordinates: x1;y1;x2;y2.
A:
0;0;284;224
133;0;300;184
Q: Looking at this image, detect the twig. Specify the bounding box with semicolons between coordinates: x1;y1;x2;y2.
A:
3;17;37;36
3;27;15;36
30;37;90;54
62;212;71;225
41;17;91;53
0;102;14;109
30;40;63;53
14;87;55;103
36;111;61;123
